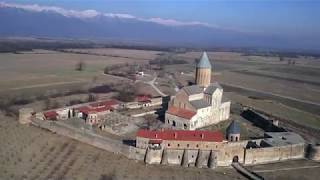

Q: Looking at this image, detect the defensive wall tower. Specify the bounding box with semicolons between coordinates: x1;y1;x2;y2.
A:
226;121;241;142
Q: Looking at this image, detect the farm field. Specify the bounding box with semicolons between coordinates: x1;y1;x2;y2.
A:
0;49;159;98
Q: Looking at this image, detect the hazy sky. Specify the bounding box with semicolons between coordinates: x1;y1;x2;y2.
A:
6;0;320;37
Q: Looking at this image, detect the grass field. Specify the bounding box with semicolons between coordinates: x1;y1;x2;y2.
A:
0;49;158;98
224;92;320;130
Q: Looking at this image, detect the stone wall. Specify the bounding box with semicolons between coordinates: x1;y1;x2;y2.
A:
31;119;306;169
182;149;198;167
244;144;305;165
31;119;131;158
145;148;163;164
131;110;156;117
217;141;247;166
307;144;320;161
128;146;146;161
165;149;184;165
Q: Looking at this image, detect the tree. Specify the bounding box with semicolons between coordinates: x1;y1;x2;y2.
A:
75;61;85;71
279;56;284;61
87;93;96;102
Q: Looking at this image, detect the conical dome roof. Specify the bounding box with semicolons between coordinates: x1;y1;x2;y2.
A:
197;51;212;69
227;121;240;134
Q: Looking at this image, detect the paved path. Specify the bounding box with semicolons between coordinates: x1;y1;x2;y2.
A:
147;77;167;97
232;163;264;180
136;74;167;97
254;165;320;173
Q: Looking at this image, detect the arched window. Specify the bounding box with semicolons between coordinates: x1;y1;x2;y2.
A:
235;136;239;141
172;121;176;127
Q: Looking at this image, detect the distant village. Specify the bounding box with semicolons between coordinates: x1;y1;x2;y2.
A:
19;52;320;175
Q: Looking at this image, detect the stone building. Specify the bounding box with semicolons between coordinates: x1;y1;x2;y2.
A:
226;121;240;142
165;52;230;130
135;129;306;167
136;129;224;166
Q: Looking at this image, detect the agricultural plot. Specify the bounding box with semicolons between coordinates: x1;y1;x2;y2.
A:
216;71;320;104
0;49;159;98
64;48;162;61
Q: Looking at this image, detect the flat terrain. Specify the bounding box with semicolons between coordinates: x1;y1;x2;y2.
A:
1;113;319;180
0;49;160;98
247;159;320;180
0;48;319;128
1;48;320;179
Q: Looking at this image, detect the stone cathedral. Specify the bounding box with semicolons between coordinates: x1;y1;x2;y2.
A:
165;52;230;130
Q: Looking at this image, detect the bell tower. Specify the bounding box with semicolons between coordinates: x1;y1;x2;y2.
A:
195;52;212;87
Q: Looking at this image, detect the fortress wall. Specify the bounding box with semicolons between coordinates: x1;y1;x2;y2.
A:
244;144;305;165
32;119;131;158
165;149;184;165
196;150;211;168
307;144;320;161
31;119;306;169
216;142;246;166
128;146;146;161
182;149;198;167
208;151;219;169
145;148;163;164
162;140;221;150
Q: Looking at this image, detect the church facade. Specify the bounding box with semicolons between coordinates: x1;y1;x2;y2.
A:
165;52;230;130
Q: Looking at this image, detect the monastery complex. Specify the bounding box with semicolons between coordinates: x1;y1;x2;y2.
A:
165;52;230;130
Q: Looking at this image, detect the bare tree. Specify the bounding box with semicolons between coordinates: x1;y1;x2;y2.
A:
75;61;85;71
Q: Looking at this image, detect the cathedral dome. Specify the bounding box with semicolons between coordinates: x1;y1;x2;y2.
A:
195;52;212;87
197;52;212;69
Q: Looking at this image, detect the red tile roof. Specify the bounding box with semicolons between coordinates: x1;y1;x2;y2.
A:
76;105;112;114
136;129;223;142
89;99;119;108
44;111;58;119
75;106;90;114
166;106;196;120
135;95;151;103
